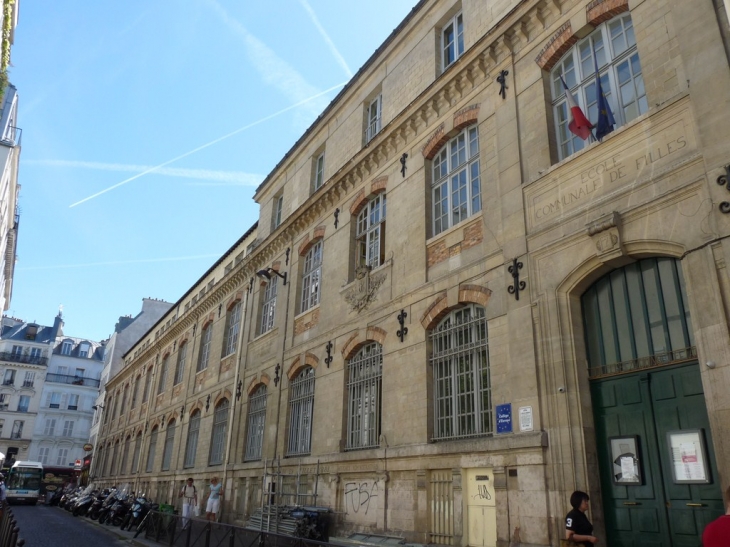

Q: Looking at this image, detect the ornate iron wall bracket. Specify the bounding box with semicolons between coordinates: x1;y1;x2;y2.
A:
248;277;254;293
180;404;185;416
397;310;408;342
205;394;211;412
334;208;340;228
274;363;281;386
507;258;526;301
285;247;291;266
325;341;333;368
236;379;243;401
400;153;408;177
497;70;509;99
717;166;730;213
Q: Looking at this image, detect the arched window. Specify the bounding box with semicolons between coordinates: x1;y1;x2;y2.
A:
209;399;230;465
431;126;481;236
120;385;129;417
287;367;315;456
143;366;153;403
582;257;694;378
146;427;158;472
430;304;491;440
97;445;105;477
131;375;141;408
174;343;187;385
161;420;176;471
245;386;267;461
184;410;201;468
223;302;242;357
551;13;646;160
300;241;323;313
110;441;120;476
260;276;278;335
356;194;386;269
120;435;131;475
346;342;383;450
197;323;212;372
131;432;142;473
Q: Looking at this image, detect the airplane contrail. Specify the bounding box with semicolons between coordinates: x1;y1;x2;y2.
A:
69;82;347;208
298;0;353;78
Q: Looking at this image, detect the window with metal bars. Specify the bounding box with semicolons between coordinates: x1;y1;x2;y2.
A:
143;366;152;403
157;355;169;395
209;399;229;465
300;241;323;313
356;194;386;270
132;375;140;408
184;411;201;468
551;14;646;160
244;385;267;461
287;367;315;456
197;323;212;372
110;441;119;476
346;342;383;450
174;343;187;385
430;304;491;441
431;127;481;236
161;420;176;471
131;433;142;473
260;276;278;334
120;436;131;475
223;302;242;357
146;427;158;472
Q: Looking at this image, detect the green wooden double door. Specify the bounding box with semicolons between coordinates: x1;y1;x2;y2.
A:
591;363;723;547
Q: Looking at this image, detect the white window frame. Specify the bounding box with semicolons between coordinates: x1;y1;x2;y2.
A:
260;276;278;335
11;420;23;439
44;419;56;436
23;371;35;387
365;94;382;143
68;394;79;411
551;14;646;160
197;323;212;372
300;240;323;313
29;348;42;363
62;420;74;437
356;194;386;269
223;302;242;357
442;11;464;70
273;194;284;229
56;447;69;466
157;355;169;395
244;385;267;461
313;152;325;191
61;341;72;355
38;446;50;464
346;342;383;450
17;395;29;413
174;343;187;385
50;392;61;409
431;126;481;236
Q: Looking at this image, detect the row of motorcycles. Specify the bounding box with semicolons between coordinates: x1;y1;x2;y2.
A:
51;484;158;532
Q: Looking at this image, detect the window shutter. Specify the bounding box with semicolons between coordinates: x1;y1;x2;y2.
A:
44;393;52;407
61;393;68;409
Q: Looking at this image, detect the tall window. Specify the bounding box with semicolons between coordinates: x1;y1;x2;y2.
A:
346;342;383;450
442;12;464;70
273;194;284;230
287;367;315;456
57;447;69;466
22;371;35;387
10;420;22;439
29;348;42;363
3;369;15;385
197;323;212;372
146;427;158;472
223;302;242;357
174;343;187;385
143;366;152;403
582;257;693;378
313;152;325;191
245;385;267;461
356;194;386;269
38;446;50;464
161;420;176;471
432;126;481;236
62;420;74;437
131;433;142;473
132;375;140;408
121;385;129;415
430;304;491;440
49;392;61;409
61;341;72;355
104;397;112;422
157;355;169;394
260;276;278;334
17;396;29;413
68;394;79;410
209;399;230;465
110;442;119;476
121;436;131;475
44;419;56;436
551;14;646;160
184;410;201;468
300;241;323;313
365;94;382;143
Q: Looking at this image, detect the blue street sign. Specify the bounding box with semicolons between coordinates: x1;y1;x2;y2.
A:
496;403;512;434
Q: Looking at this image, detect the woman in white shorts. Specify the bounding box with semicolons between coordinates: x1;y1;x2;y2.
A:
206;477;223;521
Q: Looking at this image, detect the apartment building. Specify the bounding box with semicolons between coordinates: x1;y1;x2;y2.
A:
94;1;730;545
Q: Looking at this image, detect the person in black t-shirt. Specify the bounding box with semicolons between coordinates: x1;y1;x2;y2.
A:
565;491;598;545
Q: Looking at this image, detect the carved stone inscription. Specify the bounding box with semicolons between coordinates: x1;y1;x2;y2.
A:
528;118;692;228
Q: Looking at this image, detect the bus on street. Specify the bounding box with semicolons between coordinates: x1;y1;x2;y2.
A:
6;461;43;504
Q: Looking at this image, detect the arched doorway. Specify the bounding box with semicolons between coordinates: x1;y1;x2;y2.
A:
581;257;723;546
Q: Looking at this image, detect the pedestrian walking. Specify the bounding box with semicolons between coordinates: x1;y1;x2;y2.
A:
205;477;223;522
702;485;730;547
178;477;197;528
565;491;598;546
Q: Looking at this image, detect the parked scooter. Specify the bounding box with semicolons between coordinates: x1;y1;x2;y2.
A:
72;488;97;516
108;492;132;526
120;495;150;531
97;489;119;524
87;489;111;520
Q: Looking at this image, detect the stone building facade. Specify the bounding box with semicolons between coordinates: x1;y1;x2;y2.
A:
95;1;730;545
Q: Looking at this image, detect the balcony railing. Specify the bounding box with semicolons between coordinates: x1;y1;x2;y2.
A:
1;125;22;146
45;373;100;388
0;351;47;366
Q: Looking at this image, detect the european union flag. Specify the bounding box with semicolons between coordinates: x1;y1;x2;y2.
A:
593;44;615;141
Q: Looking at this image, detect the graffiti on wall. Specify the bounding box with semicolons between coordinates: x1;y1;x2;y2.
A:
344;480;379;515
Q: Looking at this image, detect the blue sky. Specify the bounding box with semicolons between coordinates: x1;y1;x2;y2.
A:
9;0;418;342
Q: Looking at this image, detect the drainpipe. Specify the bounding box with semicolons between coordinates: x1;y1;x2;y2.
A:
272;240;294;461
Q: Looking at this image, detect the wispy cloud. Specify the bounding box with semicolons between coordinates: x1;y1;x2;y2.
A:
207;0;330;118
67;82;346;207
17;254;222;272
298;0;352;78
25;160;262;186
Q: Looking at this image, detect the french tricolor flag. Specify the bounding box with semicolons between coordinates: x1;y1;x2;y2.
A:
560;75;593;140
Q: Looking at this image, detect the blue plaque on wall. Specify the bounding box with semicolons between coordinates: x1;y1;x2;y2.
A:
496;403;512;434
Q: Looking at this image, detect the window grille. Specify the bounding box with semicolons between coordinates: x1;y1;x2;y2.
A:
174;343;187;385
157;355;169;394
430;304;491;440
184;411;201;468
120;436;131;475
143;367;152;402
287;367;315;456
346;342;383;450
198;323;212;372
260;276;278;334
209;400;229;465
356;194;386;269
223;302;242;357
110;442;119;476
131;434;142;473
161;421;176;471
245;386;267;461
300;241;323;313
132;375;140;408
146;427;158;472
